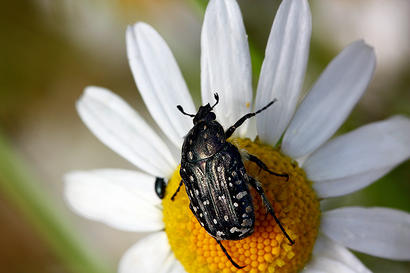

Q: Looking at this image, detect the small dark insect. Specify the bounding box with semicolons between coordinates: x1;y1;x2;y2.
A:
171;93;294;269
155;177;167;199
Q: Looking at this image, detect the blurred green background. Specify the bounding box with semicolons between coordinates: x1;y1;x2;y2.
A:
0;0;409;272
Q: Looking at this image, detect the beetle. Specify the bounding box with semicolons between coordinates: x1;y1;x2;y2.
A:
155;177;167;199
171;93;294;268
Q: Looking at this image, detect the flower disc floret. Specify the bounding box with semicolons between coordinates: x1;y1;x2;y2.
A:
163;138;320;273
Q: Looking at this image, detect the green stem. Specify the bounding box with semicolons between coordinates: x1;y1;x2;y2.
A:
0;130;112;273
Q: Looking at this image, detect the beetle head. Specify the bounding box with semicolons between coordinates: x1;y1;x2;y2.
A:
177;93;219;125
192;104;216;124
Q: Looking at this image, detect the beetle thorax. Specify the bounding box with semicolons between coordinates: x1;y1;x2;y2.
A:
182;120;225;162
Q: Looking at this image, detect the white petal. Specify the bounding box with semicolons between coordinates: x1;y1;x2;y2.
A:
282;40;376;159
126;23;196;148
167;258;186;273
312;168;392;199
255;0;311;145
64;169;163;232
322;207;410;260
119;232;183;273
77;87;176;177
304;116;410;198
201;0;252;135
311;235;372;273
303;256;357;273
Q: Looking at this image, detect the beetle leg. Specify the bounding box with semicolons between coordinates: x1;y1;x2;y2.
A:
215;239;245;269
170;180;183;201
248;177;295;245
225;99;277;139
245;153;289;181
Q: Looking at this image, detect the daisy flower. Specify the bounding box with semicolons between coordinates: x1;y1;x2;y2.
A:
64;0;410;272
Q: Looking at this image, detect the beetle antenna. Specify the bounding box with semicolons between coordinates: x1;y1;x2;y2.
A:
225;98;277;139
177;105;195;117
254;98;277;115
211;93;219;109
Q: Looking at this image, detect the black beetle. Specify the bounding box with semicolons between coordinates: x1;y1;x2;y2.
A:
171;93;293;268
155;177;167;199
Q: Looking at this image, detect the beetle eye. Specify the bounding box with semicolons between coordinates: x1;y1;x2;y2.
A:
209;112;216;121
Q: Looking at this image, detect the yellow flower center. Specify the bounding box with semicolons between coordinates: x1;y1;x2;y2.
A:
162;138;320;273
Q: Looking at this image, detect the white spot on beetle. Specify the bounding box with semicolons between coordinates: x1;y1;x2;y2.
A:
216;231;225;237
195;190;199;195
235;180;241;185
213;219;217;224
236;191;248;199
233;202;238;207
230;227;239;233
224;215;229;221
200;213;203;217
240;227;250;236
200;222;204;227
188;151;193;160
189;176;194;181
246;206;252;213
193;206;197;212
242;219;252;227
229;182;233;187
